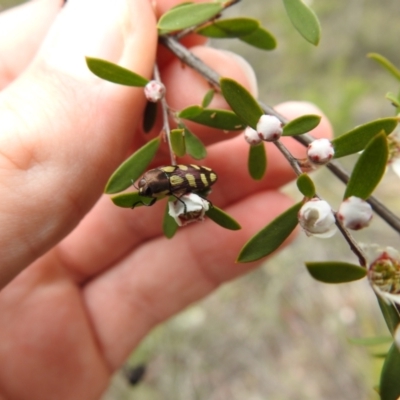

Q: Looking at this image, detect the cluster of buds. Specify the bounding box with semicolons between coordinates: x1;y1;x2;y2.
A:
244;115;283;145
168;193;210;226
298;196;373;238
144;80;166;102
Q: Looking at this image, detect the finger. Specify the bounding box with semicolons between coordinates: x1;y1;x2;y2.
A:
138;46;258;151
83;189;295;368
0;0;62;89
0;0;157;287
57;102;332;283
57;47;258;282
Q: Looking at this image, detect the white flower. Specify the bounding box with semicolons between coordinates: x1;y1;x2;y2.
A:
298;198;337;238
244;126;262;145
256;115;283;142
144;80;166;102
337;196;373;230
387;129;400;178
168;193;210;226
367;245;400;305
307;138;334;165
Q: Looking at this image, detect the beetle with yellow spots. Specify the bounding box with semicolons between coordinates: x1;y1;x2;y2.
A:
134;164;218;210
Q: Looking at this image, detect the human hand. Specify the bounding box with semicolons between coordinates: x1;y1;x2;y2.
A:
0;0;332;398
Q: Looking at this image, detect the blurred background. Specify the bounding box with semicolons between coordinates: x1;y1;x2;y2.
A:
1;0;400;399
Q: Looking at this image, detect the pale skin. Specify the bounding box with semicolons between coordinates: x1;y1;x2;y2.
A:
0;0;333;399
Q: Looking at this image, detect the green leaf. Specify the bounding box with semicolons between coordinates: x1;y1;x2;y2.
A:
196;17;259;38
348;336;393;347
206;206;241;230
179;107;245;130
157;3;223;33
237;202;302;263
332;117;397;158
220;78;263;129
386;92;400;108
283;114;321;136
86;57;149;87
282;0;321;45
170;128;186;157
105;137;161;194
239;27;277;50
344;132;389;200
368;53;400;82
178;105;203;119
183;127;207;160
202;89;215;108
143;101;158;133
163;202;178;238
296;173;316;198
378;296;400;336
111;191;161;208
380;343;400;400
305;261;367;283
248;143;267;180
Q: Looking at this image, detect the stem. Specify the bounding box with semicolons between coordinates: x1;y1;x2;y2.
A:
153;64;176;165
160;35;400;234
274;140;303;176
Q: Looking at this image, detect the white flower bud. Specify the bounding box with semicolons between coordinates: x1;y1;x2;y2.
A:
307;138;334;165
144;80;166;102
168;193;210;226
337;196;372;230
298;199;337;238
256;115;283;142
244;126;262;145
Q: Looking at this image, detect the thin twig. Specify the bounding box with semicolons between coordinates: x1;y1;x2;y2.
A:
159;35;400;234
153;64;176;165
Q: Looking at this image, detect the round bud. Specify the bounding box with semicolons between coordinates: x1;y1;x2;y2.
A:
337;196;372;230
244;126;262;145
256;115;283;142
298;198;337;238
144;80;166;102
307;138;334;165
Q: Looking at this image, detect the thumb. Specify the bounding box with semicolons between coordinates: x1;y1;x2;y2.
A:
0;0;157;285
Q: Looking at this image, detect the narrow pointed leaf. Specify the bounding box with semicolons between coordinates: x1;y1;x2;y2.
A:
196;18;259;38
282;0;321;45
344;132;388;200
296;173;316;198
237;202;302;263
368;53;400;82
377;296;400;336
111;191;161;208
283;114;321;136
105;137;161;194
184;128;207;160
163;202;178;238
178;105;203;119
170;129;186;157
157;3;223;33
220;78;263;129
202;89;215;108
305;261;366;283
332;117;397;158
143;101;158;133
380;343;400;400
206;206;241;230
386;92;400;108
248;143;266;180
239;27;277;50
179;107;245;130
86;57;149;86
